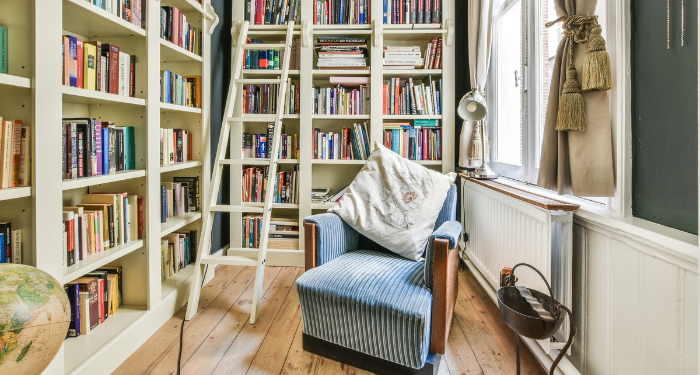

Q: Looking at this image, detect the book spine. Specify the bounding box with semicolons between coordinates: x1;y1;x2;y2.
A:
0;26;7;74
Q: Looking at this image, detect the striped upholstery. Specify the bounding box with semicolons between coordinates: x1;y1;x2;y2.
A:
296;250;433;369
423;221;462;291
304;213;359;266
434;184;458;230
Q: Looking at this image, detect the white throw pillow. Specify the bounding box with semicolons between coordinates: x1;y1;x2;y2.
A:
329;142;456;261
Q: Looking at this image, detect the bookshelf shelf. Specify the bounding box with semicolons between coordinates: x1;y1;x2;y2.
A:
236;158;299;165
161;264;196;301
159;102;203;113
62;0;147;38
61;170;146;191
243;69;301;76
0;73;31;89
62;240;144;284
160;39;203;63
312;24;372;30
62;86;147;106
382;69;443;77
312;114;371;120
383;115;443;120
311;159;367;165
242;202;300;209
312;69;371;76
414;160;442;165
311;202;338;209
160;212;202;237
64;305;148;375
164;0;205;13
0;187;31;201
160;160;203;173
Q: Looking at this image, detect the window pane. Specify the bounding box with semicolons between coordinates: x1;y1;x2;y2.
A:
495;2;523;166
537;0;564;167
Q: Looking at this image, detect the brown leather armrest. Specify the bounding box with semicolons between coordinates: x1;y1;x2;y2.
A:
304;222;317;271
429;238;459;354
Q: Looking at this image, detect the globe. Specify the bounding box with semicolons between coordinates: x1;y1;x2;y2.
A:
0;264;70;375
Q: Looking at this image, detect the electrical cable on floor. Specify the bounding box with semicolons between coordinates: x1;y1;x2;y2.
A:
176;264;208;375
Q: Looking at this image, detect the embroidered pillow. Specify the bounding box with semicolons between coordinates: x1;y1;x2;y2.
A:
329;142;456;261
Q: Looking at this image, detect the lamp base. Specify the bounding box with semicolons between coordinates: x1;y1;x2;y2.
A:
472;164;500;180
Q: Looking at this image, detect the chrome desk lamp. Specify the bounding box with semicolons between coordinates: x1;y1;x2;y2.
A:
458;88;499;179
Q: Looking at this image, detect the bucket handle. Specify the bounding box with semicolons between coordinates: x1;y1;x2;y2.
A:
507;263;559;319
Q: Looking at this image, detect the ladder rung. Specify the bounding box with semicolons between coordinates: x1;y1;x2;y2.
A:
235;79;283;85
228;116;277;123
210;205;264;213
219;159;274;166
243;43;286;50
200;254;257;267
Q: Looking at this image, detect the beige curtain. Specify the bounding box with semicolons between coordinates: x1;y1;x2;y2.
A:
537;0;615;196
458;0;493;168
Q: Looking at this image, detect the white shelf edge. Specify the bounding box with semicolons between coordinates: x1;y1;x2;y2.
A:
382;115;443;119
382;69;443;75
241;202;300;209
311;159;367;165
160;212;202;237
62;240;144;284
160;102;203;113
62;86;146;106
311;202;338;209
0;73;31;88
0;186;31;201
62;170;146;190
160;161;202;173
242;69;301;75
64;0;147;37
159;39;203;62
160;264;196;301
312;115;371;119
312;69;372;76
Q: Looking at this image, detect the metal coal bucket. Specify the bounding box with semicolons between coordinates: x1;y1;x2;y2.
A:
497;263;574;375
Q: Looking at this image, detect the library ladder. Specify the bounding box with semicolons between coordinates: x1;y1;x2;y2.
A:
186;20;295;324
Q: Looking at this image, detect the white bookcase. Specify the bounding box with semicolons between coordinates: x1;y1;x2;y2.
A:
228;0;455;267
0;0;212;373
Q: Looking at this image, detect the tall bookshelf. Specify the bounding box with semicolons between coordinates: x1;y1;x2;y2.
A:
0;0;212;373
228;0;455;266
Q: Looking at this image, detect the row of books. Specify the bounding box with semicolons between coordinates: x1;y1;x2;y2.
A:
315;37;369;69
312;84;371;115
245;0;301;25
160;6;203;56
0;118;29;188
313;0;370;25
383;122;442;160
244;39;301;70
160;128;194;166
88;0;145;29
313;123;370;160
65;266;123;337
242;130;300;159
63;38;138;97
62;193;144;268
62;119;135;180
242;216;300;250
311;185;348;203
242;82;300;114
0;222;21;264
383;0;441;24
1;26;7;74
160;71;202;108
383;76;441;115
242;165;300;204
161;230;197;280
161;177;201;223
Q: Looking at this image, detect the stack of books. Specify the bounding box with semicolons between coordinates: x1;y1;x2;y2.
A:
383;0;441;24
242;81;300;115
242;166;300;204
160;72;201;108
244;39;301;70
160;128;193;166
87;0;145;28
313;185;349;204
314;0;370;24
160;6;203;56
383;45;423;69
65;266;123;337
242;126;299;159
315;37;369;69
312;84;370;115
0;118;29;188
1;26;7;74
242;216;299;250
422;37;442;69
382;75;441;115
383;120;442;160
161;230;198;280
61;119;135;180
313;123;370;160
245;0;301;25
63;193;144;267
62;38;138;97
0;222;21;264
161;177;200;223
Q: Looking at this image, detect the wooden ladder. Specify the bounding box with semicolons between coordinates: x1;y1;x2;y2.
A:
186;20;295;324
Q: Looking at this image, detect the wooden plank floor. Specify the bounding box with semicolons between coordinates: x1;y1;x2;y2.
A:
115;265;545;375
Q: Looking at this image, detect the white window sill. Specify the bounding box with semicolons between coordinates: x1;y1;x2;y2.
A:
483;177;699;263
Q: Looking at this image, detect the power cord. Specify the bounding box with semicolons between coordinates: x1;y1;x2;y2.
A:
176;264;208;375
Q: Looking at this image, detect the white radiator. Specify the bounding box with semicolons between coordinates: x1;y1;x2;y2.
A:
461;179;574;354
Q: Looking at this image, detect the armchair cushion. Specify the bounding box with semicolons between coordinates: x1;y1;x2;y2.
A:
304;213;359;267
423;221;463;291
296;250;433;369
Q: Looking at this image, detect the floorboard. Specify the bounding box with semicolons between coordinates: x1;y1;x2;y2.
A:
115;265;547;375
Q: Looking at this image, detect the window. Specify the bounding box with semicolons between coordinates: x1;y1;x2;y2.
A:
487;0;608;192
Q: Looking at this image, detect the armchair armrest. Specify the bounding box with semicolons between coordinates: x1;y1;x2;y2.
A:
424;220;462;355
304;213;359;270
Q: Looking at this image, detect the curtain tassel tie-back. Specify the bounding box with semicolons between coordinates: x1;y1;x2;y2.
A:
469;121;489;160
557;69;587;131
582;27;612;91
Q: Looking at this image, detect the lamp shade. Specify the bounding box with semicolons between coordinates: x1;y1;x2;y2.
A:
458;88;487;121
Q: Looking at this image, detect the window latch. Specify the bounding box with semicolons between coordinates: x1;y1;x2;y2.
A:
514;68;527;91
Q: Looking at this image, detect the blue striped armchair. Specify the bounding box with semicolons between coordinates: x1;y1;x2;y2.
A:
296;185;462;375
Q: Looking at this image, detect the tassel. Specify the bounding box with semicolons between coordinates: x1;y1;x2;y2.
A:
469;122;489;160
556;69;587;131
582;27;612;91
